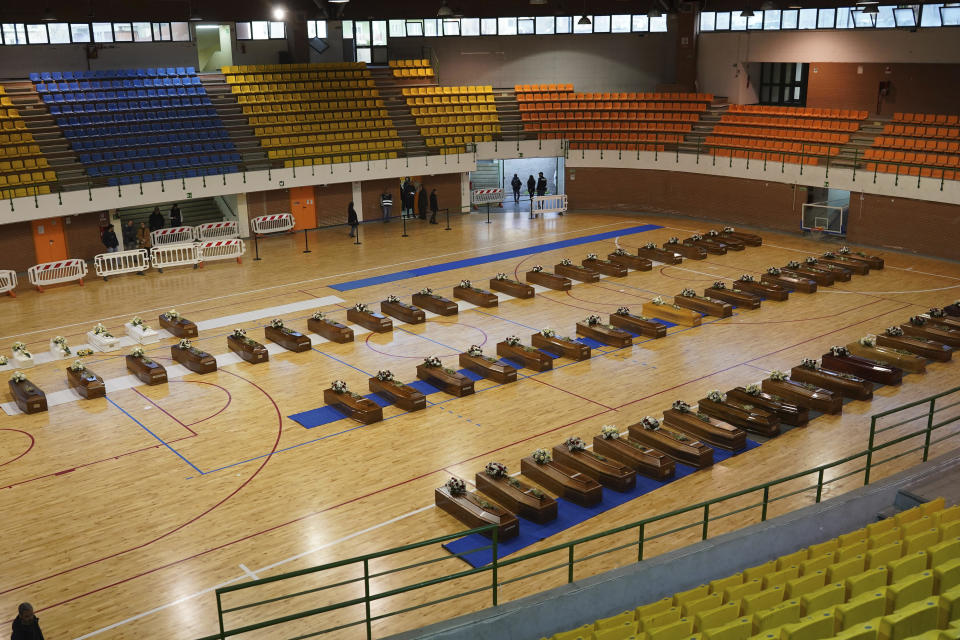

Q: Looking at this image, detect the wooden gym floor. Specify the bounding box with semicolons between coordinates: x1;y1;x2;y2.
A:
1;210;959;640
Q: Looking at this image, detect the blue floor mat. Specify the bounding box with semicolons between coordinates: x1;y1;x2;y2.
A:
289;389;410;428
442;440;762;568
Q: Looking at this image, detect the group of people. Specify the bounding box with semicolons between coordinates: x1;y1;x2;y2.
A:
510;172;549;204
100;203;183;253
380;178;440;224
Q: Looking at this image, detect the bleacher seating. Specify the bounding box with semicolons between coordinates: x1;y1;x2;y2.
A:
407;85;501;154
223;62;402;167
542;498;960;640
0;86;56;200
389;59;435;78
727;104;869;120
866;114;960;180
517;84;712;152
35;67;238;185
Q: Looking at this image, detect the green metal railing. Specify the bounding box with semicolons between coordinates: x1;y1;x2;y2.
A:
200;386;960;639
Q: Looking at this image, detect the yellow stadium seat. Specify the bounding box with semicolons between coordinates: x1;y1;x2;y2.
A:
830;556;868;583
889;572;936;611
782;610;837;640
696;603;742;633
743;587;786;615
836;588;890;630
890;553;932;583
849;567;891;600
801;582;846;615
702;617;753;640
754;599;804;631
935;559;960;594
879;597;942;640
786;571;828;599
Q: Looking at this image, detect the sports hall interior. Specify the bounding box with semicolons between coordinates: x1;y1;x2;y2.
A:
1;1;960;639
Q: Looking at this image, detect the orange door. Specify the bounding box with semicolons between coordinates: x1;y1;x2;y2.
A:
31;217;68;265
289;187;317;230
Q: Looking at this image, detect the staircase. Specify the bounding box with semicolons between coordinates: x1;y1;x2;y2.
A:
493;87;527;143
201;73;269;171
369;66;430;158
115;197;223;226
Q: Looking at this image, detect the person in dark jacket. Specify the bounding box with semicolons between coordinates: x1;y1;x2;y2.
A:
122;219;136;250
402;179;417;219
148;206;164;232
380;191;393;223
347;201;358;238
169;203;182;227
510;174;522;203
417;185;428;220
526;175;536;199
11;602;44;640
536;172;548;197
429;188;439;224
101;223;119;253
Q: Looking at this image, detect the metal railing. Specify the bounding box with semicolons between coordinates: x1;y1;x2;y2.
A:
200;386;960;639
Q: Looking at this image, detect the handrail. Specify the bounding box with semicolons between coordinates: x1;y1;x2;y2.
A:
204;385;960;640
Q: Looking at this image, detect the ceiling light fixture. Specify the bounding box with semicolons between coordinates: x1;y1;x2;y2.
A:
577;14;591;24
41;7;57;21
861;4;880;13
530;0;548;5
437;0;454;16
759;0;778;9
328;0;350;4
272;6;286;20
648;6;663;17
740;9;755;17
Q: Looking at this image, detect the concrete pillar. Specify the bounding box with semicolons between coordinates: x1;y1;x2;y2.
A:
460;172;471;214
235;193;250;238
352;181;364;221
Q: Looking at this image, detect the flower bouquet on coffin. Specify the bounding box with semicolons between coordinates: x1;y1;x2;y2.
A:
125;316;159;344
49;335;72;359
86;323;120;352
458;344;517;384
416;356;475;397
65;358;105;400
11;342;34;368
323;379;383;424
575;314;634;348
8;370;47;414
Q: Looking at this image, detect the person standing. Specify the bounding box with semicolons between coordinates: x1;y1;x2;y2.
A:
526;175;536;200
11;603;44;640
417;184;428;220
347;201;358;238
510;173;522;203
429;188;439;224
536;172;548;197
380;190;393;223
136;221;151;249
403;179;417;219
101;223;119;253
148;206;164;232
169;202;182;227
122;219;137;250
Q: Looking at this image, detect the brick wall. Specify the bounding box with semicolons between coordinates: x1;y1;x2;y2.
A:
314;183;354;226
846;193;959;261
246;189;289;218
0;222;35;273
806;63;960;116
64;212;109;261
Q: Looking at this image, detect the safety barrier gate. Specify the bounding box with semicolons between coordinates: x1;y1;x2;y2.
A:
0;269;17;297
151;243;201;272
195;221;240;241
198;239;245;264
151;226;195;246
251;213;295;235
94;249;150;280
27;258;88;291
471;188;504;206
532;194;568;214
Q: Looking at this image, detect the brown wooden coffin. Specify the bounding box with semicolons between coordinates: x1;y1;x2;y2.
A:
531;333;591;360
735;280;790;301
608;252;653;271
663;408;748;451
706;233;746;250
789;366;873;401
308;317;354;343
9;379;47;414
637;246;683;264
609;312;668;338
726;387;809;427
697;398;780;437
171;345;217;374
641;302;702;327
877;334;951;361
582;257;628;277
489;277;535;299
762;273;818;293
323;388;383;424
458;353;517;384
819;257;869;275
820;353;902;386
227;335;269;364
705;287;762;309
810;261;853;281
347;308;394;333
526;270;572;291
265;325;312;352
592;435;675;481
555;263;600;283
552;445;637;492
783;266;835;286
158;314;198;338
761;378;842;414
926;315;960;332
380;301;426;324
841;252;884;269
368;377;426;411
126;355;168;385
944;302;960;317
496;341;553;371
685;238;727;255
575;322;633;348
846;342;926;374
453;286;499;308
416;364;475;396
474;473;558;524
411;292;459;316
721;230;763;246
674;295;733;318
899;323;960;348
66;367;105;399
664;241;707;260
434;487;519;539
520;457;602;507
627;421;714;468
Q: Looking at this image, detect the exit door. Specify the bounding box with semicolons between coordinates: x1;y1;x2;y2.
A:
289;187;317;230
31;217;68;264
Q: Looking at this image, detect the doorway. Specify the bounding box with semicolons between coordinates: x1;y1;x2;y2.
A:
196;24;233;73
31;217;68;264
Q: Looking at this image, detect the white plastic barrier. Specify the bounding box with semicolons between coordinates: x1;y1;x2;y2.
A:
151;226;195;246
151;243;201;273
532;194;568;215
251;213;295;235
28;258;88;291
471;188;504;206
198;239;245;264
195;221;240;241
0;269;17;297
94;249;150;280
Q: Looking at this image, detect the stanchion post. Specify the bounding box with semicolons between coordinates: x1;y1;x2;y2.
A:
253;231;261;261
486;202;491;224
354;223;362;245
302;229;311;254
401;215;408;238
444;208;451;231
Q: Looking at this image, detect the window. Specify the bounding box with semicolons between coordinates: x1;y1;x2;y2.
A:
763;10;781;29
920;4;942;26
26;24;48;44
498;17;517;35
269;21;285;38
442;18;460;36
424;19;439;36
747;12;764;29
593;15;611;32
461;17;480;36
817;8;836;29
780;9;798;28
852;9;876;27
406;20;423;36
731;12;748;30
308;20;328;38
153;22;172;41
235;22;251;39
716;11;732;29
371;20;387;44
356;47;371;63
92;22;113;42
556;16;573;33
342;20;353;39
250;21;269;39
798;8;817;28
354;20;370;45
612;14;631;32
700;11;716;31
517;17;535;34
70;23;91;42
573;16;593;33
114;23;133;41
758;62;808;106
941;5;960;24
388;20;405;37
875;6;896;27
894;7;917;26
48;23;70;43
2;24;26;44
481;18;497;34
650;15;668;31
536;16;555;34
132;22;152;41
836;8;854;29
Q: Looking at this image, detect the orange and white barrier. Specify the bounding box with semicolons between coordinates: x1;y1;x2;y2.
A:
195;221;240;241
0;269;16;297
251;213;295;235
151;226;195;246
471;188;504;207
198;239;245;264
151;243;201;272
28;258;88;291
94;249;150;280
532;194;568;214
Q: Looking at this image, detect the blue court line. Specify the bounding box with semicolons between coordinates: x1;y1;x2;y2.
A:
107;396;204;475
312;346;375;377
470;309;540;332
329;224;663;291
395;325;463;353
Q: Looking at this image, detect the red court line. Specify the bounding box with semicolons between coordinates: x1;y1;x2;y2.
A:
0;429;34;467
132;381;233;432
526;376;616;411
723;299;884;325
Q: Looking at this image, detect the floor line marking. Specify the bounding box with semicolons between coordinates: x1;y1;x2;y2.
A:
311;347;375;378
238;564;259;581
106;397;203;475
